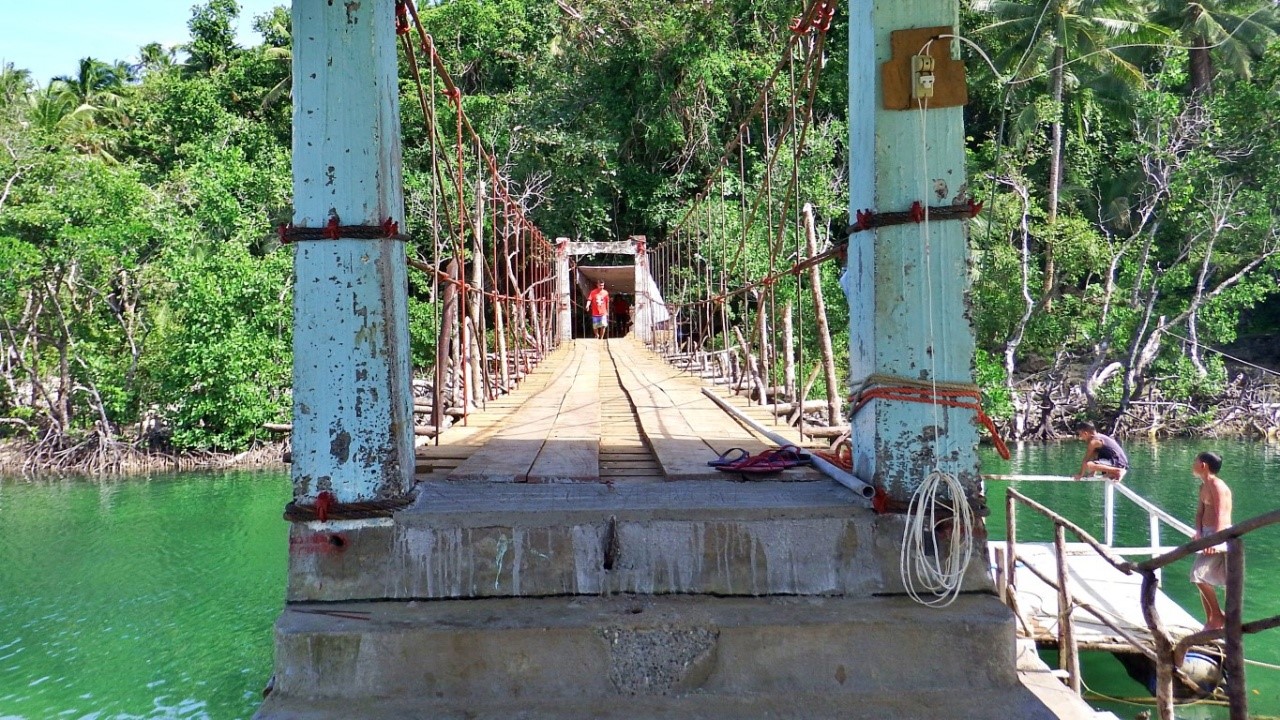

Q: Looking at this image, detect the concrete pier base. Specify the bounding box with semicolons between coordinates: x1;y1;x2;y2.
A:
285;481;991;601
257;593;1073;719
256;482;1106;720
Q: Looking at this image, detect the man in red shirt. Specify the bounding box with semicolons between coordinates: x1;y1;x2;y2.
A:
610;294;631;337
586;281;610;339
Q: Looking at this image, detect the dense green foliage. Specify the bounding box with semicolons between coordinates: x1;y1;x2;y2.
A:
1;0;1278;461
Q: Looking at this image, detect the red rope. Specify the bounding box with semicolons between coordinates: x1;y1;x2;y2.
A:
852;386;1011;460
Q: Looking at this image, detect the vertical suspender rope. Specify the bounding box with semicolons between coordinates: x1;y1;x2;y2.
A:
451;70;469;424
759;91;773;408
704;196;714;363
473;136;489;409
417;32;445;445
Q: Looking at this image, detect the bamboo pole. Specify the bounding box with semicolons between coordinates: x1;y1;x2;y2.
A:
802;204;839;425
783;300;796;402
434;259;459;431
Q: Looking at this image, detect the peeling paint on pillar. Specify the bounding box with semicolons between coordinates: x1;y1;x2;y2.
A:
291;0;413;503
844;0;981;501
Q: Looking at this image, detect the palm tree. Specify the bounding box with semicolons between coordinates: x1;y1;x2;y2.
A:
977;0;1163;301
54;57;127;107
23;84;95;137
253;7;294;111
1150;0;1279;95
137;43;179;76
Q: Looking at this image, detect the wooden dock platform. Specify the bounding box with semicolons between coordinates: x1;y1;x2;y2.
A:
1002;542;1203;654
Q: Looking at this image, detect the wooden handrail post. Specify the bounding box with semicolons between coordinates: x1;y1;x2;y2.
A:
1140;568;1176;720
1226;537;1247;720
1054;524;1081;694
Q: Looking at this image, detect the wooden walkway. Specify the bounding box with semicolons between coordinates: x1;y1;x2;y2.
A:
1004;542;1202;655
415;339;824;484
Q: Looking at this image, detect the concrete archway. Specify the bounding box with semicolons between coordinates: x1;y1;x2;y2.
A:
555;236;668;341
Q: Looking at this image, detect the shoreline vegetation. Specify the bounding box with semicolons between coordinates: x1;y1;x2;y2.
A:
1003;371;1280;443
4;1;1280;477
0;437;287;478
3;367;1276;478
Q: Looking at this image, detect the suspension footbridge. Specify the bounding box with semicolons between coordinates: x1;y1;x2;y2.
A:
257;0;1112;717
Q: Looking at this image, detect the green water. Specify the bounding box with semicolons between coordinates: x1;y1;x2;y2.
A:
982;440;1280;719
0;471;291;720
0;443;1276;719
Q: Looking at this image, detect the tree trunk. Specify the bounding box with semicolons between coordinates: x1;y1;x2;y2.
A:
1043;39;1066;304
1188;21;1215;97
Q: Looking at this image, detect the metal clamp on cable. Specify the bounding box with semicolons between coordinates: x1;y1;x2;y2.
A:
278;215;410;244
846;198;983;235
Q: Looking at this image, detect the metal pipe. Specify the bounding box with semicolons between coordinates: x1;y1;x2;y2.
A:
700;387;875;502
1114;482;1195;538
1104;480;1115;546
981;474;1104;482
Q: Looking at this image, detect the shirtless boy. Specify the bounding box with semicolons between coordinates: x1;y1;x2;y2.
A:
1190;451;1233;631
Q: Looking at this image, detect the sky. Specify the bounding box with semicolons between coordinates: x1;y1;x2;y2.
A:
0;0;287;85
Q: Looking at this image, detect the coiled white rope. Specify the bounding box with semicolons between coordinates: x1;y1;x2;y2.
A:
900;468;976;606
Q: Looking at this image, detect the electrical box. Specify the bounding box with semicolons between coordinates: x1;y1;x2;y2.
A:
880;26;968;110
911;55;936;100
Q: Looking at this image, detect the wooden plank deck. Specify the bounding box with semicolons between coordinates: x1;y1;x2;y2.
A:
607;340;822;481
416;338;826;485
1005;542;1202;654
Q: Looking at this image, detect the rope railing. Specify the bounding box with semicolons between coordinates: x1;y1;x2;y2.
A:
394;0;561;438
631;0;997;482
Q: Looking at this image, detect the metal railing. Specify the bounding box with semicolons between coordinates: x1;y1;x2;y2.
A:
994;476;1280;720
984;475;1193;559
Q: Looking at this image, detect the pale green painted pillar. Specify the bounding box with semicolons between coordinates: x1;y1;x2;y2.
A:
844;0;982;502
290;0;414;504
